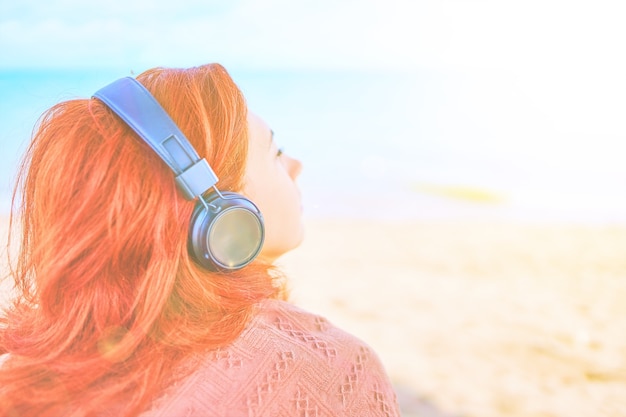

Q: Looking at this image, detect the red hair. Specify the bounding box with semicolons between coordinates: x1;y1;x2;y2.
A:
0;64;286;416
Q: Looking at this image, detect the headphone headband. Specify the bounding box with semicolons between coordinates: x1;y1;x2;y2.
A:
93;77;218;200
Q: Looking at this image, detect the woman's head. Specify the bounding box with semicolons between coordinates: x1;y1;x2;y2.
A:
18;64;257;311
93;73;304;268
124;66;304;265
1;63;298;416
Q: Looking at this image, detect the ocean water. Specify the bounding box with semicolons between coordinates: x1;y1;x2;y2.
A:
1;68;625;224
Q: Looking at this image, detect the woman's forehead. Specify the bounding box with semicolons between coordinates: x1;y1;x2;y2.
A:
247;112;273;146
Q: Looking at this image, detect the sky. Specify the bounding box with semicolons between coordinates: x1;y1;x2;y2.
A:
1;0;624;74
2;0;625;132
1;0;626;219
2;0;625;141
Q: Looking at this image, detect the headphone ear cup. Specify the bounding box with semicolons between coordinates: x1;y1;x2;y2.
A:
189;192;264;271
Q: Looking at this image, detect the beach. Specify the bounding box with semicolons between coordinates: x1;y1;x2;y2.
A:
278;217;626;417
2;215;626;417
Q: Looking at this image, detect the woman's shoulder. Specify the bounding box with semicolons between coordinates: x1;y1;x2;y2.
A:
248;299;392;370
142;299;400;417
251;298;365;350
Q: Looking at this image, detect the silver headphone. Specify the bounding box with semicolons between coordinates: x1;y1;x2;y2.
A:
94;77;264;271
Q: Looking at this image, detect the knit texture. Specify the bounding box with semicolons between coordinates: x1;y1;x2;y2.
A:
140;299;400;417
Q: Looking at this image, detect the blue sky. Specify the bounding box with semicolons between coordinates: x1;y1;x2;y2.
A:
2;0;625;161
1;0;418;70
3;0;625;134
2;0;624;74
1;0;626;218
1;0;625;145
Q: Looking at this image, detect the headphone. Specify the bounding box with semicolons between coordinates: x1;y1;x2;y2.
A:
93;77;264;272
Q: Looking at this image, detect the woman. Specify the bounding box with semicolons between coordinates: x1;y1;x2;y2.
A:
0;64;399;416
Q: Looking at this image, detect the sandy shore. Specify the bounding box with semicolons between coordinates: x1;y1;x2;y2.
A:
2;215;626;417
278;218;626;417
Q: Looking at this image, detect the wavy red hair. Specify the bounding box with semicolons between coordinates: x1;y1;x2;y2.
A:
0;64;286;417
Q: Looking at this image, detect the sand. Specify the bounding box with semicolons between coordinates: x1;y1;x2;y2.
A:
2;215;626;417
278;218;626;417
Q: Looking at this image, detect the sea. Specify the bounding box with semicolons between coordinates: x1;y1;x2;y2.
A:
1;67;625;225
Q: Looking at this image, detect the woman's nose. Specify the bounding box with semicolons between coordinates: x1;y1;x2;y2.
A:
286;155;302;179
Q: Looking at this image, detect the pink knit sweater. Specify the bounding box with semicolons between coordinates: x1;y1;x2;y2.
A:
140;299;400;416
